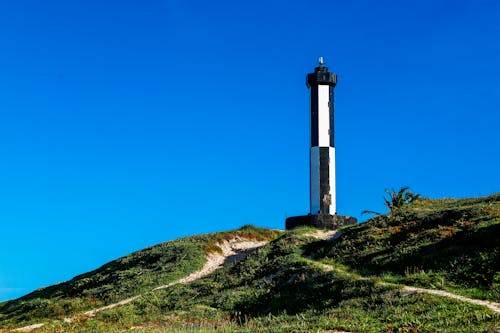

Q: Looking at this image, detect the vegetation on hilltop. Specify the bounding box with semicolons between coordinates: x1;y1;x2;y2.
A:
311;193;500;302
362;186;421;216
1;194;499;332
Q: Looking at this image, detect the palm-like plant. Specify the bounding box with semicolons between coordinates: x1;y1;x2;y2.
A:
383;186;420;211
362;186;420;216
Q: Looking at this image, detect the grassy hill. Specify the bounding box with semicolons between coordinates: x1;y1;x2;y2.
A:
0;226;281;329
1;194;499;332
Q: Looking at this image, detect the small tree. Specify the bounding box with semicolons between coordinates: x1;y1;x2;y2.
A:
363;186;420;216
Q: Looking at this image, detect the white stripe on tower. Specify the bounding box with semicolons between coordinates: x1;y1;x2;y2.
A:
317;85;330;147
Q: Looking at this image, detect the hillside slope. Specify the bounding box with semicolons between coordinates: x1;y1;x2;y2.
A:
0;226;281;329
1;194;499;332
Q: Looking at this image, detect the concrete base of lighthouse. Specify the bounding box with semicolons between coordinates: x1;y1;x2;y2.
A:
285;214;357;230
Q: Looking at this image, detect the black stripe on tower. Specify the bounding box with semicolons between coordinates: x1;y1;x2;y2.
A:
310;85;319;147
329;85;335;147
319;147;331;214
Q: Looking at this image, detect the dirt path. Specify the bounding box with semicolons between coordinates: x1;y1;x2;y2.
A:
304;229;342;241
11;324;45;332
315;259;500;315
153;238;267;291
83;238;267;317
12;238;267;332
402;286;500;314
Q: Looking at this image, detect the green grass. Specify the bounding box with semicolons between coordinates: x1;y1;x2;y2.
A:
16;297;499;333
11;226;499;332
1;194;499;332
308;193;500;302
0;238;207;327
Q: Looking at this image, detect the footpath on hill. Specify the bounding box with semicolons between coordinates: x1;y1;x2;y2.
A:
401;286;500;314
10;229;500;332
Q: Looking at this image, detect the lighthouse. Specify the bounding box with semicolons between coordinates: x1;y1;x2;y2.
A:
307;57;337;215
285;58;357;230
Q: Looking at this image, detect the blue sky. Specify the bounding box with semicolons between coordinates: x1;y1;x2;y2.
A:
0;0;499;301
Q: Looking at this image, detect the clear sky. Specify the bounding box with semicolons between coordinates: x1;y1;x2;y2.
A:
0;0;499;301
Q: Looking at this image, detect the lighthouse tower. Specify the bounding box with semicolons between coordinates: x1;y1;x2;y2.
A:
285;58;357;230
307;57;337;215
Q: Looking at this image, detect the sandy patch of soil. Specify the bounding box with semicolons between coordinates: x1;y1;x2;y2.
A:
304;229;342;241
12;323;45;332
